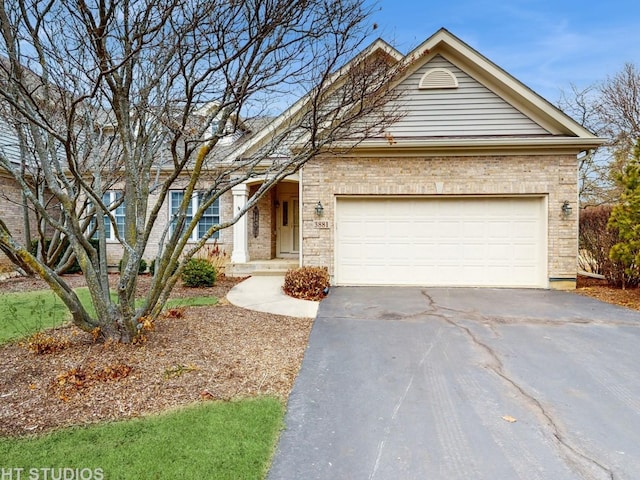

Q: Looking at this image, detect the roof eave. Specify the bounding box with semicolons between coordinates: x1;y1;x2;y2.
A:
326;136;606;156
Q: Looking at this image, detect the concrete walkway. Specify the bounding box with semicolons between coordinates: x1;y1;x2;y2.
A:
227;275;319;318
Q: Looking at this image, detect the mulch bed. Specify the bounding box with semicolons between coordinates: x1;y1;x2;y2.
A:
0;274;313;437
575;274;640;311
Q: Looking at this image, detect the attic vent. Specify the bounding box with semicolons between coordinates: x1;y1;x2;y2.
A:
418;68;458;90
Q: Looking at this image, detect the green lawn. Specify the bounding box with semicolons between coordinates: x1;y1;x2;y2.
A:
0;288;218;343
0;290;70;342
0;397;284;480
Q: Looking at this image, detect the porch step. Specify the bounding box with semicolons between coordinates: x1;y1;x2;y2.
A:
227;259;299;277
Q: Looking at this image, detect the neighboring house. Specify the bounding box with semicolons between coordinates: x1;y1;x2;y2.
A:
1;28;603;289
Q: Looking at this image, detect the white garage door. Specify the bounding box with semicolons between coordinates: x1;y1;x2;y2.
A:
335;197;547;287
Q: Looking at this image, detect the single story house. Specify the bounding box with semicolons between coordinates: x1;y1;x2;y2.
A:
219;28;602;289
1;29;603;289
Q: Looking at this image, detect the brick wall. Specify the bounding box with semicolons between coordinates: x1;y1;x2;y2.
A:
104;183;234;267
1;170;261;270
0;173;37;268
248;185;275;260
301;153;578;289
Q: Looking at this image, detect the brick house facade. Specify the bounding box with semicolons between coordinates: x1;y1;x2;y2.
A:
1;29;602;288
300;153;579;289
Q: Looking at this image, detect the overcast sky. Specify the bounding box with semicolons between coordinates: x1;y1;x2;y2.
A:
369;0;640;103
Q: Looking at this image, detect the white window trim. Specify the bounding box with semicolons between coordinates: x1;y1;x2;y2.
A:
95;191;125;242
170;191;221;241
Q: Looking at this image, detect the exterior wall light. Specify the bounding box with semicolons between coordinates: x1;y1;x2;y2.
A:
315;201;324;216
561;201;572;217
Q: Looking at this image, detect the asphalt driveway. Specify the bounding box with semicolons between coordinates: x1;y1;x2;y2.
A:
268;287;640;480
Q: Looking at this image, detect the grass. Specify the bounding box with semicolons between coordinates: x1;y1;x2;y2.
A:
0;288;217;344
164;296;219;309
0;290;69;343
0;397;284;480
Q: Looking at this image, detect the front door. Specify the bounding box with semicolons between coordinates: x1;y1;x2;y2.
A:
277;196;299;256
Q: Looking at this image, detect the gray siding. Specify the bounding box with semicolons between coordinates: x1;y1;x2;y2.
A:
388;55;550;138
0;116;21;165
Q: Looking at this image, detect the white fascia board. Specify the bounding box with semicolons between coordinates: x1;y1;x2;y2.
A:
328;136;605;156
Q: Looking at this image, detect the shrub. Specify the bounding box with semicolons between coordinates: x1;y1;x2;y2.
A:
118;258;148;275
579;205;634;287
181;258;217;287
194;241;229;277
283;266;330;301
607;142;640;288
579;205;616;275
30;238;78;274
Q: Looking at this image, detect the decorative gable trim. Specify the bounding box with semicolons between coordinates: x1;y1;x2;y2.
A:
418;68;458;90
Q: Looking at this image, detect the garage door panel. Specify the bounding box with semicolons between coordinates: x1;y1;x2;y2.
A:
462;245;488;261
487;244;511;260
336;197;546;287
462;221;486;238
488;221;511;237
513;244;538;260
340;222;364;237
412;221;438;236
363;221;386;237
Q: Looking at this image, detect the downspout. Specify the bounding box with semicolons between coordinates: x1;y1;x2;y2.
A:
298;169;303;268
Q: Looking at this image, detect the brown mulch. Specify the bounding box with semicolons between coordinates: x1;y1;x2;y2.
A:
0;274;313;437
575;275;640;311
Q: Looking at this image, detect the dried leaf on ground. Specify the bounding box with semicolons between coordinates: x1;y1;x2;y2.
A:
575;275;640;311
0;275;313;436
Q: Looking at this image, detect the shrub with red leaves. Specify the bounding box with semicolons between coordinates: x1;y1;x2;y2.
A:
283;266;330;301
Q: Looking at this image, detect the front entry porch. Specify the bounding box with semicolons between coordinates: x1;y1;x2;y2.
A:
227;258;299;277
227;175;301;277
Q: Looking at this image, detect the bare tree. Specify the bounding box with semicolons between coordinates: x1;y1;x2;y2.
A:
558;84;611;204
598;63;640;155
560;63;640;205
0;0;400;342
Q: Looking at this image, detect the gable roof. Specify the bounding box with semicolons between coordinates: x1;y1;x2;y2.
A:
413;29;596;135
389;53;552;138
353;28;603;152
235;28;603;158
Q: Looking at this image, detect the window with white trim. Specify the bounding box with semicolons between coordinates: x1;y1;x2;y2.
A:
92;191;125;241
170;191;220;240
